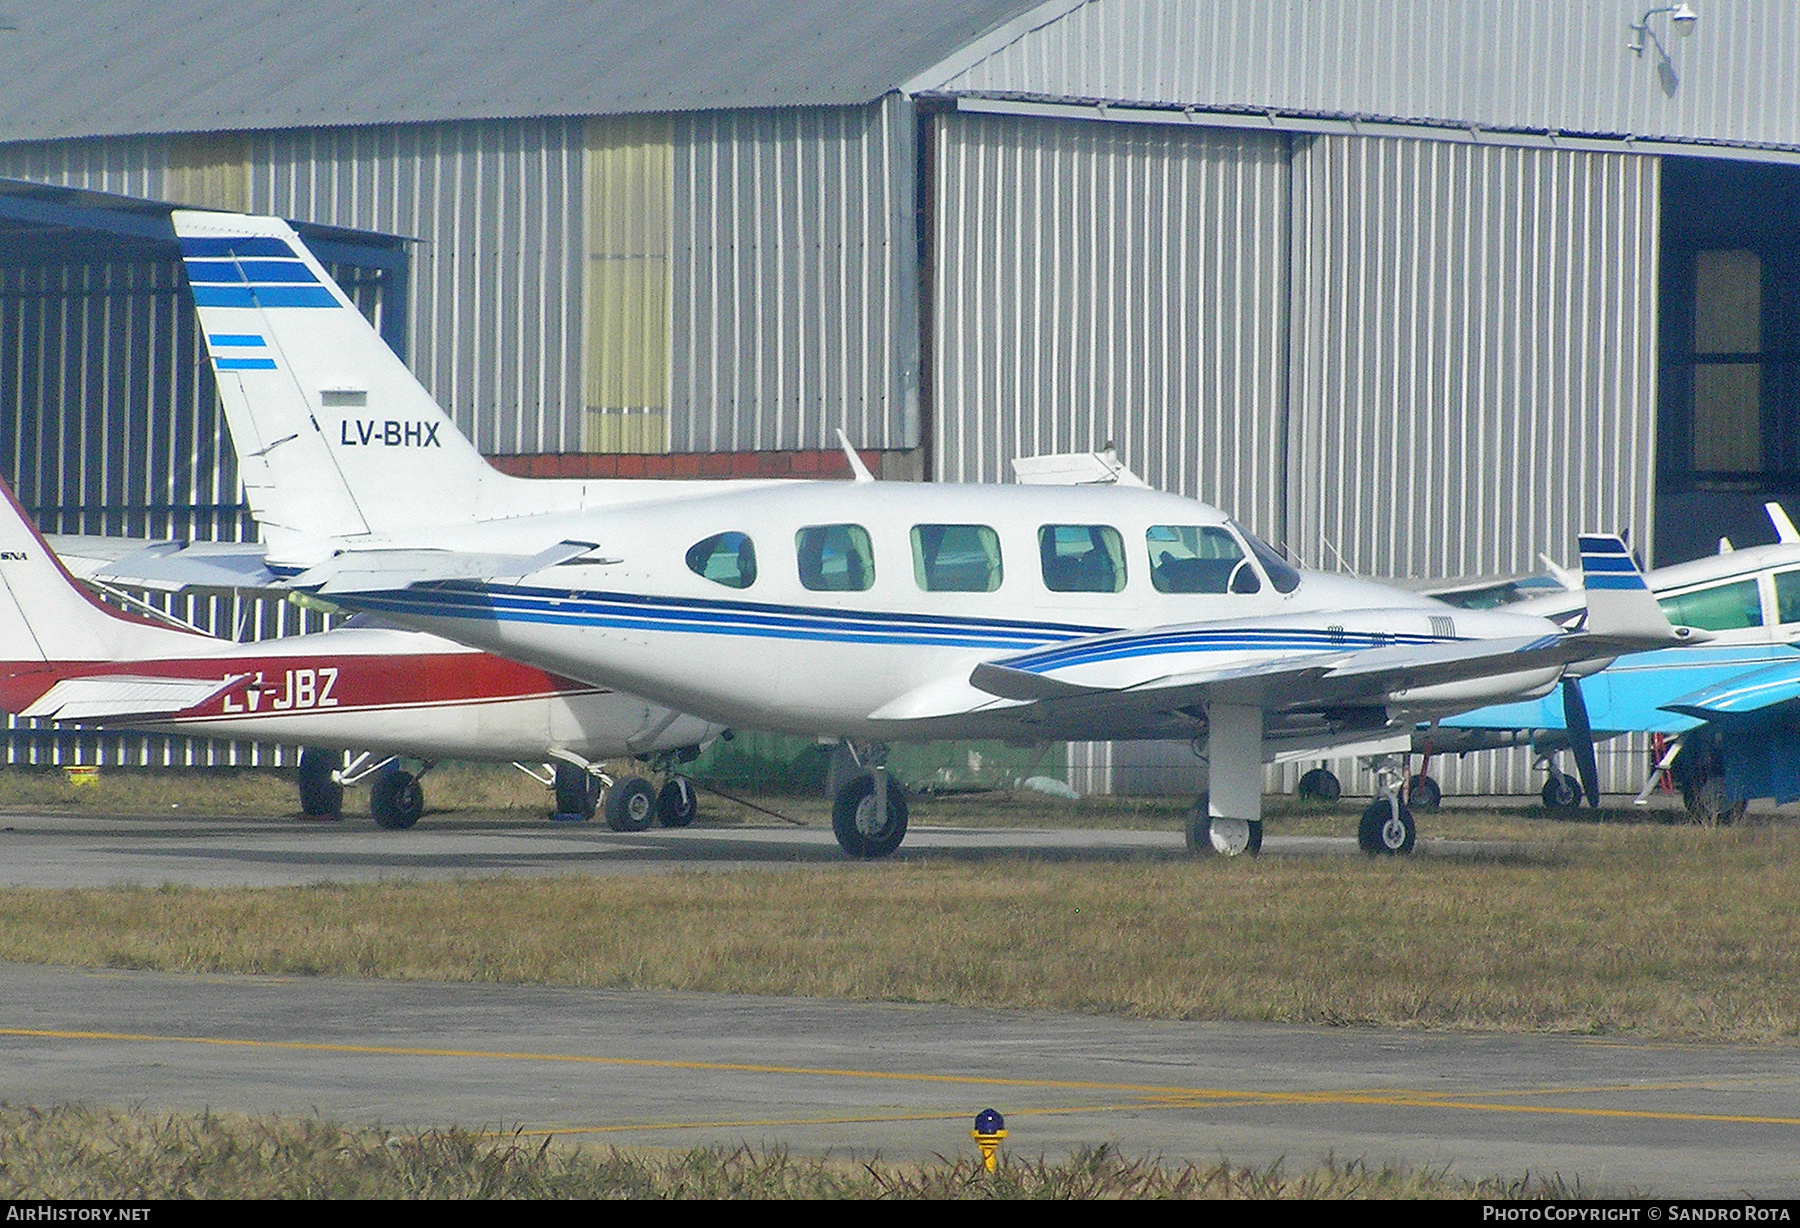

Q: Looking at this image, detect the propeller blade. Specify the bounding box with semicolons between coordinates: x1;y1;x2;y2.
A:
1562;676;1601;808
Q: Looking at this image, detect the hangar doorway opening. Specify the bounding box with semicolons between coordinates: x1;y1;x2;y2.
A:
1657;157;1800;563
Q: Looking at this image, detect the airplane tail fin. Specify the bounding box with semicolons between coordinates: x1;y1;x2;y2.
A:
171;210;504;545
1578;533;1689;646
0;479;212;666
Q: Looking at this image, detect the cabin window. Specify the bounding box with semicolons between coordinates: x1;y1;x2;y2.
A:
685;531;757;589
1146;525;1259;594
1658;578;1763;630
1775;570;1800;623
1039;524;1125;593
796;524;875;592
911;524;1002;592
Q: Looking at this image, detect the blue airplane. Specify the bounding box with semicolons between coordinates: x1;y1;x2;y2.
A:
1414;504;1800;822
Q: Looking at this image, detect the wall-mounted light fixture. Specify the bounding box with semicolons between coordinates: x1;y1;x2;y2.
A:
1628;3;1699;59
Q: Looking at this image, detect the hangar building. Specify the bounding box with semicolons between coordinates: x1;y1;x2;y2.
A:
0;0;1796;794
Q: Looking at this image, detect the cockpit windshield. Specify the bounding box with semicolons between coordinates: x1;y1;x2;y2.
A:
1231;521;1301;593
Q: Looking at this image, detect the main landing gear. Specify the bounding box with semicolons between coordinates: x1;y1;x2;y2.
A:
529;754;701;831
1183;703;1264;858
295;748;432;829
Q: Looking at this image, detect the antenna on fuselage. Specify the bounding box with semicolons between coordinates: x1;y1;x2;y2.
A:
836;429;875;483
1766;501;1800;544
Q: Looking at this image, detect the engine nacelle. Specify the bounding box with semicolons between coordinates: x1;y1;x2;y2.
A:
1385;665;1562;712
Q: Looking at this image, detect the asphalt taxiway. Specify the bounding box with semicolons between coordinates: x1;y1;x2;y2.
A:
1;807;1793;1197
2;962;1795;1197
0;808;1503;889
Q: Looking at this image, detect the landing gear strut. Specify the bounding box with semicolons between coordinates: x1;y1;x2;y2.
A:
1185;703;1264;858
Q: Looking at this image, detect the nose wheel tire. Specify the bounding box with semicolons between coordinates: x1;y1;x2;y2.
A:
605;777;658;832
656;777;698;828
831;773;908;858
370;767;424;830
1541;771;1581;810
1296;768;1341;803
1358;798;1415;855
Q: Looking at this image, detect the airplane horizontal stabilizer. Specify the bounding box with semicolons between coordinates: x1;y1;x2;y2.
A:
20;674;250;721
297;541;602;594
45;536;279;593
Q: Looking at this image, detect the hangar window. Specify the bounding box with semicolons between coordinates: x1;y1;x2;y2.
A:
1657;579;1763;631
912;524;1002;592
1146;525;1256;594
796;524;874;592
1039;525;1125;592
685;531;757;589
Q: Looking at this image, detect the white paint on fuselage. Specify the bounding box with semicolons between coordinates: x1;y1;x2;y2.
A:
308;481;1571;744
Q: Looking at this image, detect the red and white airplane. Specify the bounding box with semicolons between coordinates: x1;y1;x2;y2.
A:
0;478;721;829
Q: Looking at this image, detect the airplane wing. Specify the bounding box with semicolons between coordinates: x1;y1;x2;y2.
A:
966;627;1602;721
20;674;252;721
1661;660;1800;724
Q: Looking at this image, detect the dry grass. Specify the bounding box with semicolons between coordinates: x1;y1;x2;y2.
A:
0;1105;1583;1199
0;823;1795;1041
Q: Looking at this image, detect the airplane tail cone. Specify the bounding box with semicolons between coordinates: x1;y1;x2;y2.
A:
1562;676;1601;808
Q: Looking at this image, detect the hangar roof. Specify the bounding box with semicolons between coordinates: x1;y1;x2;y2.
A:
0;0;1042;142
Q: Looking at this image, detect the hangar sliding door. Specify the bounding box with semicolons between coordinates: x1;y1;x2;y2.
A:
929;111;1291;540
1287;135;1662;796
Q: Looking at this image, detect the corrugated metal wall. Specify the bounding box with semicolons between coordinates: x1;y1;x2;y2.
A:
929;0;1800;157
672;97;916;452
931;111;1291;541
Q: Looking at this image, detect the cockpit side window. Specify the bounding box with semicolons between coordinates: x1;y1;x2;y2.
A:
1146;525;1259;594
797;524;875;592
685;531;757;589
1775;570;1800;624
1039;524;1126;592
912;524;1003;592
1658;578;1762;630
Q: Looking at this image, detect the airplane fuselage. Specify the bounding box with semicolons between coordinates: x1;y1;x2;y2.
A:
305;481;1569;745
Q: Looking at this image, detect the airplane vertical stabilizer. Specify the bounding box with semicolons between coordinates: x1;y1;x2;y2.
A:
171;210;509;543
1578;534;1681;643
0;480;211;664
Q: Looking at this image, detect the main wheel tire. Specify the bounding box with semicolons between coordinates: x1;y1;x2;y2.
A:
1358;798;1416;855
1684;777;1747;827
1184;796;1263;857
831;772;908;859
656;776;697;828
297;747;344;818
604;776;657;832
1541;771;1581;810
553;762;600;818
370;767;424;830
1406;773;1442;812
1296;768;1341;803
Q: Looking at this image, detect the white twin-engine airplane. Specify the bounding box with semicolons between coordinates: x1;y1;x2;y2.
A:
0;477;720;830
170;209;1694;858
